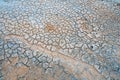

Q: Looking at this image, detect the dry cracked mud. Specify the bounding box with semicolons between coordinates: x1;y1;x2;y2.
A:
0;0;120;80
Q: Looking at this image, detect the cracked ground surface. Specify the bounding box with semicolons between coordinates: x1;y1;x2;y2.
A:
0;0;120;80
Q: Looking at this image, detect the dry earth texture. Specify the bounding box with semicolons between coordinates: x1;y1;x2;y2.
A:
0;0;120;80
